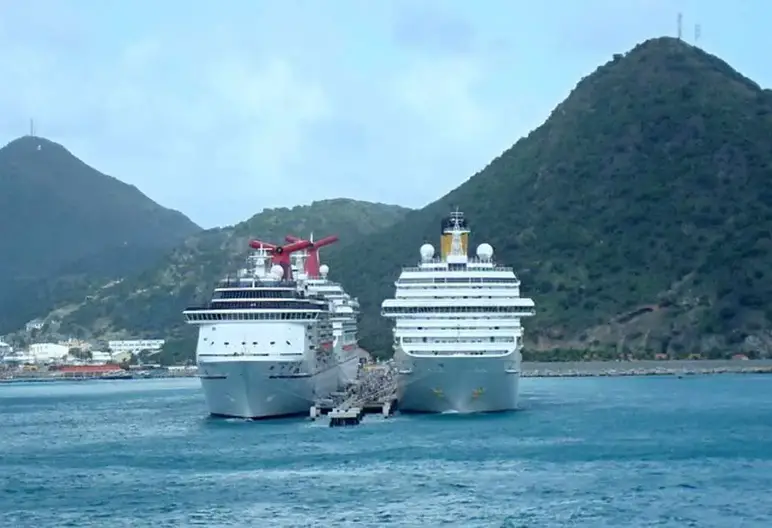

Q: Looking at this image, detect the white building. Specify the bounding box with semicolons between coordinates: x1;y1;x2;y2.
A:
1;354;34;364
25;319;45;332
58;338;92;351
90;351;113;364
28;343;69;363
0;340;12;355
111;351;133;364
108;339;165;354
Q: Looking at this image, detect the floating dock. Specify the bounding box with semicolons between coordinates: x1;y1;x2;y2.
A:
310;363;397;426
328;407;364;427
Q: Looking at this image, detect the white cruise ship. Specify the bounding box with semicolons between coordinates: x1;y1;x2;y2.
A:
183;237;346;419
285;234;362;387
381;210;536;413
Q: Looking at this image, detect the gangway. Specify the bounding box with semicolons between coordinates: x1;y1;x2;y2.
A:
310;364;398;424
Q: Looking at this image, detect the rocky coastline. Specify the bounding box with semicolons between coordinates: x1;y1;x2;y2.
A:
521;359;772;378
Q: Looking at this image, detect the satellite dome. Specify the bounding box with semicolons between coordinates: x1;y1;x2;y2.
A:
476;243;494;260
420;243;435;261
270;264;284;279
319;264;330;276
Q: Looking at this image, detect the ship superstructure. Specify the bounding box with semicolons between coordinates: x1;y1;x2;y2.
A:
286;234;362;387
183;237;342;419
381;210;535;413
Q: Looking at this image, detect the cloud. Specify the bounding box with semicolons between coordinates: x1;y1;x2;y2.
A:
553;0;680;54
3;0;704;228
391;2;477;56
0;3;339;225
392;57;490;145
206;56;332;176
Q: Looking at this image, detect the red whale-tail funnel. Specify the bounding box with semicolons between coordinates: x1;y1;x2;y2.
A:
248;238;314;280
284;234;339;278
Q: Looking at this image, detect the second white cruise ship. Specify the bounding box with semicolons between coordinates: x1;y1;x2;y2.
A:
285;234;362;387
381;210;535;413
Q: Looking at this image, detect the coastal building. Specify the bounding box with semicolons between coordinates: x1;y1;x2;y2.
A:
111;351;133;364
58;338;92;351
28;343;69;363
25;319;45;332
1;354;34;364
108;339;165;354
90;350;112;363
0;340;11;356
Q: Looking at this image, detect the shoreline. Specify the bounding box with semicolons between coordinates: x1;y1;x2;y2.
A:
521;359;772;378
0;371;196;384
4;360;772;383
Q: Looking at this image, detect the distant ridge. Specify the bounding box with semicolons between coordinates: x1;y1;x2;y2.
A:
18;35;772;362
319;36;772;360
21;198;411;363
0;135;201;333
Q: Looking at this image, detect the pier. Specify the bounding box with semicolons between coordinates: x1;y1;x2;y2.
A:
310;363;397;426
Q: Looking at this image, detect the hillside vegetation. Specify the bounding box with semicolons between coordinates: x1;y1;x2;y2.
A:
19;36;772;363
0;136;200;334
324;37;772;360
38;199;410;360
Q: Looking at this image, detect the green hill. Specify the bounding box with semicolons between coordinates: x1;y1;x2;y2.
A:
323;36;772;360
19;35;772;363
39;199;409;359
0;136;201;334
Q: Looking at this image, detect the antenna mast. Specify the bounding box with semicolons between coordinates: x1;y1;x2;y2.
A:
29;119;35;137
677;13;683;40
694;24;701;44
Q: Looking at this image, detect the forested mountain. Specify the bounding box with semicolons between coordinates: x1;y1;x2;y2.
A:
16;36;772;363
323;36;772;360
32;199;410;361
0;136;201;333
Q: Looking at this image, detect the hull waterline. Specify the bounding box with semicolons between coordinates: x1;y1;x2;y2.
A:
396;352;520;414
336;351;360;387
198;359;338;419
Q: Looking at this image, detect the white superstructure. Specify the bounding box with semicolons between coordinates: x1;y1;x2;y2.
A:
297;261;362;387
108;339;165;354
381;210;535;413
183;236;361;419
28;343;69;364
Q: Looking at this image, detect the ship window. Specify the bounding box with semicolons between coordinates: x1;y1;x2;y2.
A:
286;341;291;345
224;341;229;345
270;341;275;345
242;342;246;345
252;341;257;345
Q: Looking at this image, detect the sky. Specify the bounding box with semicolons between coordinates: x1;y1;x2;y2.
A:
1;0;770;228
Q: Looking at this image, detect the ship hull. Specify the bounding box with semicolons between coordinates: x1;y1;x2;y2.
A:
395;350;521;414
336;348;361;387
198;358;338;419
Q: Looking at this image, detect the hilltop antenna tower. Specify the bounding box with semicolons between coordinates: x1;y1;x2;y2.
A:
694;24;702;44
29;118;35;137
677;13;683;40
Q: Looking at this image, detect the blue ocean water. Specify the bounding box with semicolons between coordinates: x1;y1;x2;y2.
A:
1;375;771;527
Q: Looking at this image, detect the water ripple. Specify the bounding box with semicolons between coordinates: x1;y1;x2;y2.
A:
1;376;771;527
